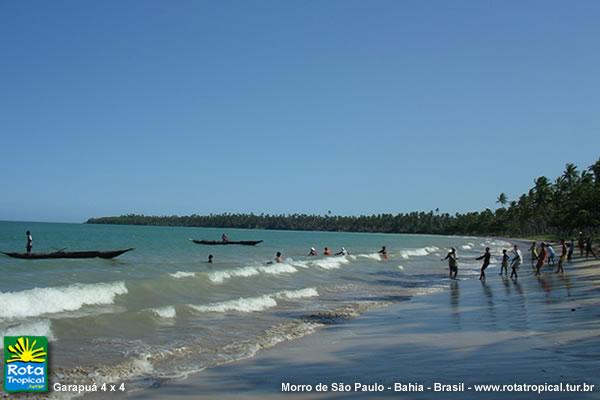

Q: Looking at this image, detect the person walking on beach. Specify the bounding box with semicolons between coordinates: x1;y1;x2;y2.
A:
546;244;556;265
556;239;567;274
586;237;598;259
442;248;458;279
308;247;317;256
378;246;388;260
510;244;522;279
567;239;575;262
476;247;491;281
26;231;32;254
499;249;510;275
578;233;585;257
529;242;538;268
535;242;547;276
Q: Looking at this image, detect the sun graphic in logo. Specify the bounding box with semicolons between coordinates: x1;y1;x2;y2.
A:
6;337;47;363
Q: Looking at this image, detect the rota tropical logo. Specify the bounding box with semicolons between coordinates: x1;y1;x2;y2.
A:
3;336;48;393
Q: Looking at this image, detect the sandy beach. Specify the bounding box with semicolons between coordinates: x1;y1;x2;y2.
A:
118;253;600;400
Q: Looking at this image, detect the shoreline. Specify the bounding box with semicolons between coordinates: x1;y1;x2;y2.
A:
95;244;600;399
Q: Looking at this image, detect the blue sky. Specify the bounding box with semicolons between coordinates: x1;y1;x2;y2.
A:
1;1;599;222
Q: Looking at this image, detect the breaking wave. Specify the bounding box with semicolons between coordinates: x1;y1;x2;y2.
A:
188;288;318;313
0;281;128;320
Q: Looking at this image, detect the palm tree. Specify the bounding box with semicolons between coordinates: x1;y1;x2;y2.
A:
496;193;508;207
563;163;579;185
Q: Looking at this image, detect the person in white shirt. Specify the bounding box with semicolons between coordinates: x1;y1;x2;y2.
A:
335;247;348;256
510;244;523;279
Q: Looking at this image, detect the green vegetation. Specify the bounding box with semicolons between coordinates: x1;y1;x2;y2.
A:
87;159;600;238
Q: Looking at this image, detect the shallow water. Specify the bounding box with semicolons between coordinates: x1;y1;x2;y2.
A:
0;221;513;394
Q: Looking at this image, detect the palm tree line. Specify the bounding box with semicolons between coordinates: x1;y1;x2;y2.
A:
87;159;600;238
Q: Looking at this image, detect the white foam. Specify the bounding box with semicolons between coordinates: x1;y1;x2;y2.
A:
209;266;260;283
398;265;404;270
0;281;128;320
188;288;318;313
309;256;350;270
169;271;196;279
259;263;298;275
400;246;439;259
150;306;176;319
0;320;54;349
461;245;473;250
275;288;319;299
189;294;277;313
357;253;383;261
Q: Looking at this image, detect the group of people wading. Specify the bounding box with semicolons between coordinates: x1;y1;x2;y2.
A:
443;234;598;282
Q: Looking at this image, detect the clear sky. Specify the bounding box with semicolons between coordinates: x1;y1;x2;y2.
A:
1;1;599;223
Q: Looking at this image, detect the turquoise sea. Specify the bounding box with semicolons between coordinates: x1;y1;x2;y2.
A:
0;221;513;395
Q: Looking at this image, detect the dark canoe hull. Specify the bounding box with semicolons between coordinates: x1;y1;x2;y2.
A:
1;248;134;260
191;239;263;246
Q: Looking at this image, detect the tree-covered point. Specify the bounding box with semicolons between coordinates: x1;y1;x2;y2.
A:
87;159;600;237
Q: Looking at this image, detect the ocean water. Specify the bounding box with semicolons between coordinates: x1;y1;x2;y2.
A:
0;221;512;395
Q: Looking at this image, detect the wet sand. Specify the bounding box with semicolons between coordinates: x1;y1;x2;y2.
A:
112;255;600;399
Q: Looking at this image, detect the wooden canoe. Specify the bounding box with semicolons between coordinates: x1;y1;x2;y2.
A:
190;239;263;246
1;248;134;260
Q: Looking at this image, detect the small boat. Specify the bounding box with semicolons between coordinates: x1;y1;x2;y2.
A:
1;248;134;260
190;239;263;246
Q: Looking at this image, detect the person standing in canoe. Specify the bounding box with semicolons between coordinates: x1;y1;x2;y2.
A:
26;231;33;254
476;247;491;281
